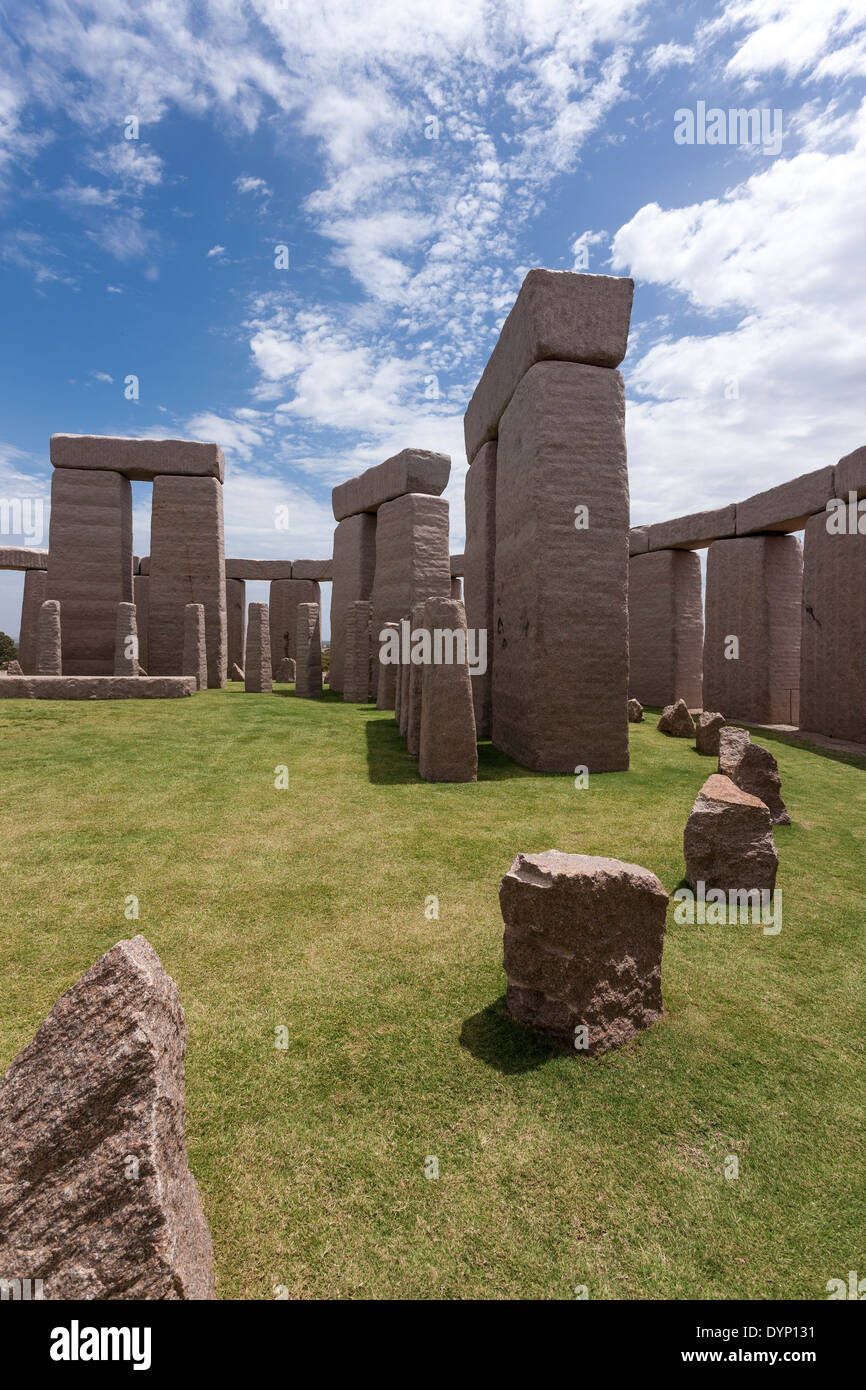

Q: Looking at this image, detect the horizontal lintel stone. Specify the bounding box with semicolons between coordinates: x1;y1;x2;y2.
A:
628;527;649;556
0;547;49;570
647;504;737;551
224;558;293;580
736;466;836;535
292;559;333;581
449;552;465;577
331;448;450;522
50;435;225;484
833;445;866;500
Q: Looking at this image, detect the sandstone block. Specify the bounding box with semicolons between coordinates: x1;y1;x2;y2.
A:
230;663;245;682
295;602;322;698
329;513;377;692
376;622;399;710
628;697;643;722
800;511;866;742
736;466;835;535
226;579;246;675
718;727;789;824
292;559;332;581
628;549;703;709
399;616;412;738
463;441;496;739
406;602;426;755
0;548;49;570
647;504;737;552
182;604;207;690
629;527;649;556
371;492;451;643
269;578;320;674
6;660;23;674
342;601;372;704
0;676;197;699
224;559;292;581
50;434;224;483
833;444;866;500
684;774;778;894
149;476;226;688
244;603;272;693
275;657;295;682
114;601;140;676
332;449;450;522
419;597;478;782
696;710;726;756
657;698;696;736
450;553;465;577
37;599;62;675
18;568;47;672
133;575;149;673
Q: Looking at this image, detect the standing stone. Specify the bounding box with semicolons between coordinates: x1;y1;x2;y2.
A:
331;449;450;522
493;362;629;773
226;578;246;677
275;657;295;683
376;622;400;710
329;513;377;693
6;660;23;675
406;601;427;756
370;492;451;643
295;602;322;698
628;549;703;709
627;697;643;722
114;601;140;676
683;774;778;894
696;710;726;756
269;578;320;675
394;628;404;727
464;441;496;738
399;616;412;738
133;574;149;672
244;603;272;693
18;568;47;673
450;576;462;601
657;698;696;737
419;597;478;782
718;727;789;825
0;934;215;1300
182;604;207;691
46;468;133;674
800;510;866;742
343;601;372;704
230;663;245;682
704;535;802;725
149;476;227;688
499;850;668;1055
37;599;62;674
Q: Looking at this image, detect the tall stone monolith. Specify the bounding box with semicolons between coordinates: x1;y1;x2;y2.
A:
329;513;376;693
149;476;227;688
183;603;207;690
418;597;478;782
295;602;322;698
269;578;321;675
114;601;140;676
226;578;246;676
376;621;400;710
464;442;496;738
133;574;149;672
37;599;62;674
628;549;703;709
800;510;866;742
406;602;426;756
244;602;272;693
343;601;372;704
18;568;47;673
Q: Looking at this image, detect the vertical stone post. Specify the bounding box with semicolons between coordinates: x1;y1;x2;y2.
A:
183;603;207;691
376;622;399;710
37;599;62;675
463;442;496;738
269;578;321;674
329;514;376;692
114;601;140;676
419;597;478;782
295;602;323;698
370;493;451;640
133;575;149;672
18;568;48;673
226;578;246;677
343;601;372;703
244;603;272;693
628;549;703;709
399;614;412;738
406;601;426;756
149;476;227;688
800;512;866;740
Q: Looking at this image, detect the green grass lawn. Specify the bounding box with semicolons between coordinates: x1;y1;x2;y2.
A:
1;685;864;1300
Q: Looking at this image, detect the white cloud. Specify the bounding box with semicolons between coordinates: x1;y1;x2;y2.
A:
91;371;114;384
184;412;272;464
644;42;696;73
207;244;227;258
705;0;866;83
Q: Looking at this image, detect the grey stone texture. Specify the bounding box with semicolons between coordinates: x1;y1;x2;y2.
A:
50;433;225;483
627;697;643;722
182;604;207;691
114;601;141;676
450;576;463;601
329;513;377;692
406;602;426;756
370;492;451;638
5;661;23;674
833;444;866;499
449;553;465;577
703;535;803;725
0;934;215;1299
226;578;246;676
399;617;412;738
37;599;62;675
295;602;323;698
499;850;668;1055
0;548;49;570
0;676;197;699
492;361;629;773
628;527;649;556
418;597;478;782
684;773;778;894
463;441;496;739
332;448;450;522
394;632;404;727
628;549;703;709
696;710;726;756
718;727;789;825
342;601;372;704
800;511;866;742
269;578;320;675
292;559;332;581
736;466;835;535
148;476;227;689
46;468;133;675
376;622;400;710
657;698;696;737
230;663;245;682
18;568;47;672
133;575;149;673
244;602;272;693
224;559;292;580
647;504;737;552
275;657;295;682
464;270;634;463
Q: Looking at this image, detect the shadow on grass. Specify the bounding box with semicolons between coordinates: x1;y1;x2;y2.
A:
364;718;554;785
459;996;563;1073
271;686;344;701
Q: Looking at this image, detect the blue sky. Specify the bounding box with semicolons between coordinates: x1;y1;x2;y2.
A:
1;0;865;639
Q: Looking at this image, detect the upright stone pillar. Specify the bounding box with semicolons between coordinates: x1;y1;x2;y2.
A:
18;568;47;673
149;476;226;688
463;442;496;738
37;599;62;674
269;578;320;674
399;615;412;738
343;601;372;703
132;575;149;672
628;549;703;709
376;622;399;710
419;597;478;782
329;514;376;693
46;469;133;674
704;535;802;725
114;602;140;676
226;578;246;676
800;512;866;740
406;601;426;756
295;602;322;698
244;603;272;693
183;604;207;691
370;493;451;641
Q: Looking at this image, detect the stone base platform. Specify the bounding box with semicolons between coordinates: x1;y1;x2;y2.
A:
0;676;198;700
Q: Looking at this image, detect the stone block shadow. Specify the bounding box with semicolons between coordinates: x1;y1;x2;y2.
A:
459;996;563;1074
365;716;552;785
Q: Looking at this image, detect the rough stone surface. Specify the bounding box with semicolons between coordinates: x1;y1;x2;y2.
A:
800;511;866;742
371;492;451;644
450;576;463;601
342;601;372;703
718;728;789;824
0;934;215;1299
332;448;450;521
628;527;649;556
450;553;465;577
133;575;149;673
627;697;643;722
493;361;629;773
406;602;426;755
0;548;49;570
149;476;227;688
230;663;245;682
6;660;23;674
295;602;322;698
419;597;478;782
275;657;295;682
182;604;207;691
628;549;703;709
696;710;726;757
399;616;412;738
292;559;332;581
329;513;377;692
37;599;62;675
499;850;668;1055
46;468;133;675
647;505;737;552
269;578;320;675
376;622;400;710
463;441;496;739
224;559;292;580
0;676;197;699
114;602;140;676
704;535;802;725
833;444;866;500
464;271;634;463
244;602;272;693
736;467;835;535
657;698;696;737
18;568;47;673
226;578;246;677
684;773;778;893
50;434;225;484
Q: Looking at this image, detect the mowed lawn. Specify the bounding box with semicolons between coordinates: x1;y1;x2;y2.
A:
1;684;864;1301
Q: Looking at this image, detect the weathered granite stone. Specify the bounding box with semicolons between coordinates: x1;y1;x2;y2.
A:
182;604;207;691
0;934;215;1299
493;361;629;773
629;527;649;556
275;657;295;682
114;601;140;676
6;660;23;674
0;676;197;699
419;597;478;782
332;449;450;522
647;505;737;552
295;602;322;698
450;576;463;601
224;559;292;580
370;492;451;644
464;271;634;463
628;549;703;709
37;599;62;675
149;476;227;688
50;434;224;483
499;850;668;1054
226;579;246;676
394;633;404;727
133;575;149;673
684;773;778;893
18;568;47;673
342;601;372;703
46;468;133;675
329;513;377;693
376;622;400;710
230;663;245;682
399;616;412;738
718;727;789;824
292;559;332;581
0;547;49;570
628;697;643;722
450;553;465;577
704;535;802;725
696;710;726;756
244;602;272;693
800;511;866;742
736;467;835;535
139;556;150;575
406;602;426;756
464;441;496;739
833;444;866;500
269;578;320;675
657;698;696;737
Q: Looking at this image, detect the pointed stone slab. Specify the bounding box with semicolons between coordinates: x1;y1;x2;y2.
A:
683;773;778;894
